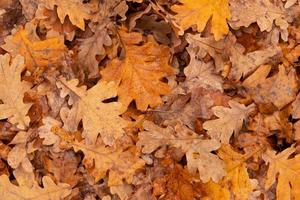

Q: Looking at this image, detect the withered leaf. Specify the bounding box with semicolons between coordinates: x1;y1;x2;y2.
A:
0;54;31;129
101;29;173;111
0;174;71;200
203;101;255;144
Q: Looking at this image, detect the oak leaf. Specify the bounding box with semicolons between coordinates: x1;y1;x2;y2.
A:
0;174;71;200
78;24;112;78
40;0;92;30
2;22;66;72
229;44;280;80
0;54;31;129
184;46;223;91
53;127;145;186
263;146;300;200
57;77;129;145
35;6;76;41
203;101;255;144
137;121;226;183
38;117;62;152
186;33;229;72
243;65;299;110
218;145;254;200
171;0;231;40
229;0;289;40
101;29;173;111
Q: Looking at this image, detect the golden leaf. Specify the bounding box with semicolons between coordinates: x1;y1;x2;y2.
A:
0;54;31;129
2;22;66;72
204;145;254;200
203;181;230;200
203;100;255;144
0;174;71;200
171;0;231;40
101;29;173;111
263;146;300;200
218;145;254;200
57;77;129;145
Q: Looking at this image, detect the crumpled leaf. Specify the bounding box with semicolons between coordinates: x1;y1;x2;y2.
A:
54;127;145;186
57;77;129;145
60;104;81;132
35;5;76;41
186;33;230;72
40;0;92;30
0;174;71;200
171;0;231;40
229;0;289;40
263;146;300;200
0;54;31;129
38;116;62;151
101;29;173;111
243;65;299;110
43;151;80;186
203;100;255;144
137;121;226;183
7;131;33;172
184;46;223;92
78;24;112;78
2;21;66;72
229;44;280;80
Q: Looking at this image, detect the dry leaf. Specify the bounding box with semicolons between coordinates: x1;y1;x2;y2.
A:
0;54;31;129
243;65;299;110
40;0;92;30
54;127;145;186
57;77;129;145
171;0;231;40
0;174;71;200
2;21;66;72
101;29;173;111
229;0;289;40
78;24;112;78
184;46;223;91
263;146;300;200
216;145;254;200
203;100;255;144
137;121;226;182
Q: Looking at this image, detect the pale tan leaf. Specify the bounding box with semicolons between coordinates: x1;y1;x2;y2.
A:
203;101;255;144
137;121;225;182
0;54;32;129
0;174;71;200
57;77;129;145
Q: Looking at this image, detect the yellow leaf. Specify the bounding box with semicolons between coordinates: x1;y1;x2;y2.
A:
217;145;254;200
204;145;254;200
263;146;300;200
101;29;173;111
203;181;230;200
0;54;32;129
57;77;129;145
171;0;231;40
0;174;71;200
2;22;66;72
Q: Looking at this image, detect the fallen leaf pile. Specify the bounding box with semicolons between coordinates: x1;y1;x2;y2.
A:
0;0;300;199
